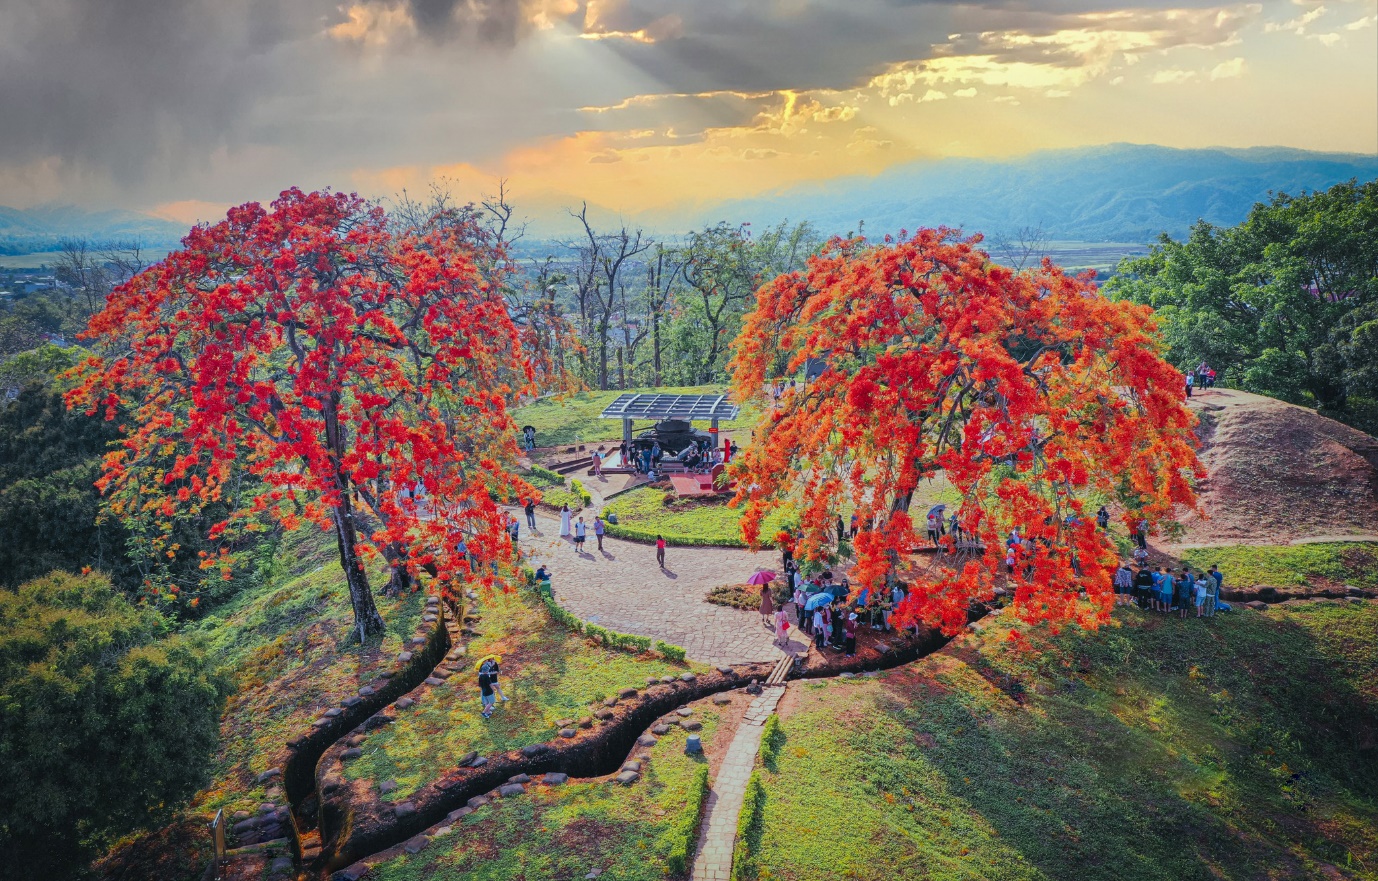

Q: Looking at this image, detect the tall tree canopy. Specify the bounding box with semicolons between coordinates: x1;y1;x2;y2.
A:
730;229;1201;636
0;571;226;880
1104;180;1378;428
69;189;535;637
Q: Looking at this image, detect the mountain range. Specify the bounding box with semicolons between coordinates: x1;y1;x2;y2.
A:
3;144;1376;259
676;143;1378;243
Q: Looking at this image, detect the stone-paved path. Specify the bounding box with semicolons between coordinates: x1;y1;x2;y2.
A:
518;513;788;667
691;686;786;881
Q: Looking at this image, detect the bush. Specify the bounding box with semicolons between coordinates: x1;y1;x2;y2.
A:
570;478;593;506
528;464;565;486
732;770;767;880
656;641;688;663
666;764;711;875
0;571;229;880
759;714;785;769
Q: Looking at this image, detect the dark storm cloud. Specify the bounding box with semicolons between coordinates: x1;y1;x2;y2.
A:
0;0;1261;205
0;0;324;185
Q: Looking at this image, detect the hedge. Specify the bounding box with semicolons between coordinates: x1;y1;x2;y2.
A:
731;770;767;880
759;714;784;769
666;765;711;875
569;478;593;506
603;521;753;549
528;464;565;486
534;584;685;663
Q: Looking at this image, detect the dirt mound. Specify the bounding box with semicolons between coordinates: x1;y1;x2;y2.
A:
1176;388;1378;546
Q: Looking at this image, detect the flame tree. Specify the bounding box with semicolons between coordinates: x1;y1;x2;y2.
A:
68;189;535;637
729;229;1201;636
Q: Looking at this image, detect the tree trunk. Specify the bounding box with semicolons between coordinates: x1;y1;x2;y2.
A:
382;541;415;596
652;311;662;387
333;494;386;639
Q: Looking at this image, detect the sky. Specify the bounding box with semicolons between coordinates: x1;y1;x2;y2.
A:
0;0;1374;226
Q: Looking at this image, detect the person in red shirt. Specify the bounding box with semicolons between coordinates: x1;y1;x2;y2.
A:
844;613;858;657
655;534;666;569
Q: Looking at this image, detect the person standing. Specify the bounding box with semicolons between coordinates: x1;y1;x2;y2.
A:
559;503;572;538
759;582;775;625
1133;565;1154;609
1185;371;1194;397
1194;576;1209;617
524;497;537;532
522;425;535;451
507;513;520;545
774;607;790;647
1113;562;1133;606
812;605;828;649
1135;518;1149;551
573;517;586;553
843;613;858;657
478;663;497;719
592;450;603;478
1207;565;1223;617
593;515;606;552
1096;506;1110;530
655;534;666;569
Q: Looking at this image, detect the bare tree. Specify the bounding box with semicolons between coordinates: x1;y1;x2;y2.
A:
991;224;1050;272
565;203;652;390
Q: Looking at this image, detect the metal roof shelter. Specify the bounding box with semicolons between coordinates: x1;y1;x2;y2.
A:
600;392;739;444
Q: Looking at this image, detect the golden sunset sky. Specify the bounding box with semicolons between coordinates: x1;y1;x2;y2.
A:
1;0;1374;224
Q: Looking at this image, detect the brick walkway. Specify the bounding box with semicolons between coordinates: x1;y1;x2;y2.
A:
691;686;786;881
518;513;789;667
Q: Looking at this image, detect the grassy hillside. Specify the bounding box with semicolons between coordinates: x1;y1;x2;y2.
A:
98;527;427;879
739;601;1378;881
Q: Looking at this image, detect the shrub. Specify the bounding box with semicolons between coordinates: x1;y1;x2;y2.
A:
666;764;711;875
656;641;688;663
759;714;785;769
528;464;565;486
0;571;229;880
570;478;593;506
732;770;767;880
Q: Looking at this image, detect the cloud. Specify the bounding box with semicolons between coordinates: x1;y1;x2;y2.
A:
1210;57;1247;78
328;0;574;46
1345;14;1376;30
1152;68;1199;84
953;87;978;98
1265;3;1326;33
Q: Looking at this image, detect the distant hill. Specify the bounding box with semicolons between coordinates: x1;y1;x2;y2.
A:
685;144;1378;244
0;205;185;256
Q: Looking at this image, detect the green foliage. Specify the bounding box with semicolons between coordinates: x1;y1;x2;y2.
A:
656;640;687;663
1105;179;1378;427
667;765;711;875
0;382;131;589
569;477;593;506
1177;541;1377;590
527;464;565;487
732;771;767;881
750;601;1378;880
759;714;785;769
0;571;228;880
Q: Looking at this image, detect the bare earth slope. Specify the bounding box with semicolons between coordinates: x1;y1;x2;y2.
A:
1176;388;1378;546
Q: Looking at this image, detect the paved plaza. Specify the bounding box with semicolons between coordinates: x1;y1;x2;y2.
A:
519;513;787;667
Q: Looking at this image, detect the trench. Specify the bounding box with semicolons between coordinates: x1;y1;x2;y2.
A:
302;595;977;879
272;598;451;865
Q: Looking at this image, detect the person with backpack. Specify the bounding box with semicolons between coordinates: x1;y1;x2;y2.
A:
478;662;497;719
1133;565;1155;609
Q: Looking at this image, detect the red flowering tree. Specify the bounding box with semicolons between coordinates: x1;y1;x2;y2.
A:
730;229;1201;636
68;189;535;637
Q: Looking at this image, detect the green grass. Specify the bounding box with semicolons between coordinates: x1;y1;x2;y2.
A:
344;586;704;800
1177;542;1378;591
604;486;795;548
187;527;427;814
367;707;719;881
512;386;764;448
745;601;1378;881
